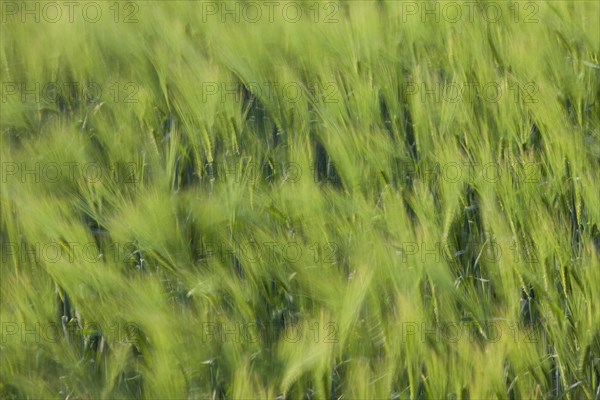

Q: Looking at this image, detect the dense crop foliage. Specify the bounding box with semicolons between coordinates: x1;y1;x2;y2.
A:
1;1;599;398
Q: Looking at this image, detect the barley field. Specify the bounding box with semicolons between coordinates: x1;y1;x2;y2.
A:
1;1;599;399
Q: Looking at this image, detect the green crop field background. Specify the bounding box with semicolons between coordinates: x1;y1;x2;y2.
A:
1;1;599;398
